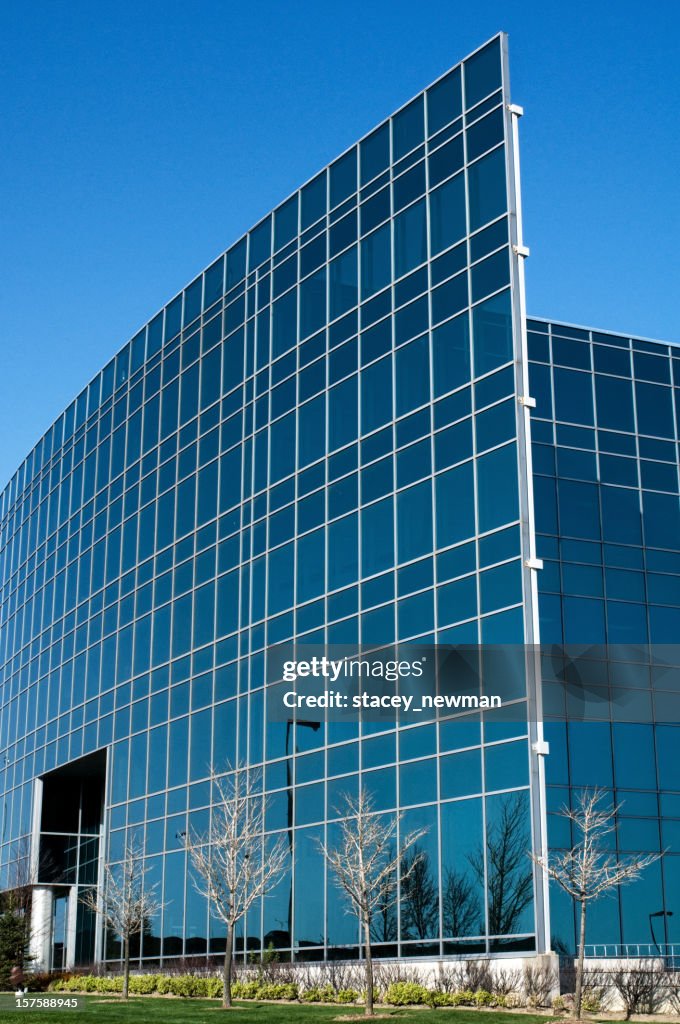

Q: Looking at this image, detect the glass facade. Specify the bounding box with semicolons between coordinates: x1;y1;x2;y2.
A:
529;319;680;955
0;32;676;970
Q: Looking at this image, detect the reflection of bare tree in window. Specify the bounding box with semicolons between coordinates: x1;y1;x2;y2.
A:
370;864;398;943
442;867;481;937
469;792;533;936
401;846;438;939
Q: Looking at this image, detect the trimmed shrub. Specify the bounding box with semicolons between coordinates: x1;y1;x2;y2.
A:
474;988;494;1006
256;982;298;1001
335;988;358;1004
129;975;159;995
49;973;226;998
104;977;123;993
75;978;93;993
450;989;476;1005
169;976;202;997
231;980;261;1000
581;993;601;1013
384;981;430;1006
427;991;453;1007
300;986;323;1002
205;977;223;998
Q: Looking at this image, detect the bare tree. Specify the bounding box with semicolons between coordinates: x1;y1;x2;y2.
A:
318;790;427;1017
530;789;662;1020
184;766;288;1009
81;837;163;999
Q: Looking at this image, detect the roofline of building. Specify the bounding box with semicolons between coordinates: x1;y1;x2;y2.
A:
527;315;677;350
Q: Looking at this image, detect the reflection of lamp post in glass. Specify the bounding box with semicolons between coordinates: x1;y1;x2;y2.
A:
285;717;320;946
649;909;673;955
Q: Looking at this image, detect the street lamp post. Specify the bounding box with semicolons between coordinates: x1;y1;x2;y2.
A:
649;909;673;957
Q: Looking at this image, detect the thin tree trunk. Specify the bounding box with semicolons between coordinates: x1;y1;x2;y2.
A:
574;900;587;1019
122;936;130;1000
363;919;374;1016
223;923;234;1009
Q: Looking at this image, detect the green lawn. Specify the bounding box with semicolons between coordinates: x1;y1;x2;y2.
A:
0;996;555;1024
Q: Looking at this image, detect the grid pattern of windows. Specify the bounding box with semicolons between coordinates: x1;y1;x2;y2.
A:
0;35;544;966
529;318;680;954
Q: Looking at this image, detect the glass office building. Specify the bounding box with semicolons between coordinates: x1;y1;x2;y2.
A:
0;34;677;969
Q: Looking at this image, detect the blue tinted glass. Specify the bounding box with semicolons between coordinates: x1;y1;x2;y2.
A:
330;148;357;208
400;758;437;805
636;381;674;438
438;574;477;626
468;148;506;232
274;195;298;250
430;174;466;256
440;797;484;936
440;748;481;798
429;135;464;188
361;224;391;299
329;247;358;319
301;171;327;229
392;96;424;160
395;336;430;416
554;368;594;426
470;248;509;303
394;200;427;278
184;276;203;325
204;257;224;307
164;299;181;344
362;498;394;576
472;289;513;377
480;560;522;613
432;313;470;396
464;37;502;108
398;482;433;562
427;67;462;135
485;740;528;792
300;269;326;340
643;491;680;550
249;216;272;271
226;238;246;288
361;123;390;185
272;289;298;358
436;463;475;547
466;109;503;162
484;790;534;935
477;443;518;533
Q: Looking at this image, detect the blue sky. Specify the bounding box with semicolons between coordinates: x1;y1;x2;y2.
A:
1;0;679;489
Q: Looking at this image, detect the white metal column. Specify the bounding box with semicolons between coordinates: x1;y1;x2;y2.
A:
29;887;53;971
